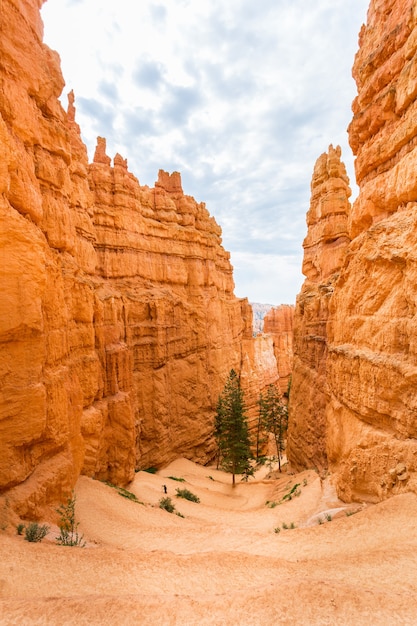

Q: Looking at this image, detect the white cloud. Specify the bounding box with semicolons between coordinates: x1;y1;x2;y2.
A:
41;0;369;304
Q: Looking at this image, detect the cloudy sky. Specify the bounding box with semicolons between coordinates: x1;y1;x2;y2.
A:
42;0;369;305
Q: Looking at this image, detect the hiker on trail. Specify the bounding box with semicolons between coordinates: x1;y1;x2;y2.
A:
163;484;167;494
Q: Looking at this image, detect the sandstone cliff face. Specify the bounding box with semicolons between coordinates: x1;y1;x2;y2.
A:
289;0;417;501
287;146;351;474
328;0;417;502
0;0;276;519
263;304;294;395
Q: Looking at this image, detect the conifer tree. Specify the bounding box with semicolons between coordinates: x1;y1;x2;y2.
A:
258;384;288;471
214;369;253;486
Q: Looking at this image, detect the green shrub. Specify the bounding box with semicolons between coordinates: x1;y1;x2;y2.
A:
159;497;176;513
143;467;158;474
175;488;200;503
168;476;186;482
16;523;25;535
281;483;301;503
106;482;143;504
56;493;85;547
265;500;278;508
325;513;332;522
24;522;49;543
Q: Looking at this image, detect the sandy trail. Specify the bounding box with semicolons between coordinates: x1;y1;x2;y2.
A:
1;459;417;625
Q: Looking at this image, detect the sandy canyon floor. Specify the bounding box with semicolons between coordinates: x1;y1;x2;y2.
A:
1;458;417;625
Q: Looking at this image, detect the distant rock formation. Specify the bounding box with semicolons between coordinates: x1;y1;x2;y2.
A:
250;303;274;334
289;0;417;502
263;305;295;395
0;0;277;518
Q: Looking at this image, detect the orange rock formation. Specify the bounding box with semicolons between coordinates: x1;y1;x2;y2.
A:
0;0;277;518
263;304;294;395
287;146;351;473
289;0;417;502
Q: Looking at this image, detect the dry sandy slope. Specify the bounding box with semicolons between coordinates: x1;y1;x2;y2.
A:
1;458;417;625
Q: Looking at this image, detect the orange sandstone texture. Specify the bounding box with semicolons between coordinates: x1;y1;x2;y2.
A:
263;304;294;395
0;0;276;518
287;145;351;474
289;0;417;502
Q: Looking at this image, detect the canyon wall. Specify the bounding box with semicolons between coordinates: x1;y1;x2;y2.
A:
0;0;277;519
289;0;417;501
263;304;294;395
287;146;351;473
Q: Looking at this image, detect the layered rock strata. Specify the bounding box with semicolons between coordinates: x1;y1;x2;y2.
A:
328;0;417;501
0;0;277;519
289;0;417;501
263;304;294;395
287;146;351;474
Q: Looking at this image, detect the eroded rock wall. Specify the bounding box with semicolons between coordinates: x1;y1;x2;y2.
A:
0;0;276;518
287;145;351;474
263;304;294;395
289;0;417;502
327;0;417;501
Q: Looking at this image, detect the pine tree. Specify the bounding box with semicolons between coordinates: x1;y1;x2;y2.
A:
258;384;288;472
214;369;253;486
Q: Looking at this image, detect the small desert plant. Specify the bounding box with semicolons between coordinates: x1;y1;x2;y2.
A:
24;522;49;543
56;493;85;547
281;483;301;502
159;496;176;513
16;523;25;535
282;522;296;530
143;467;158;474
303;478;308;487
106;482;143;504
318;517;324;525
175;488;200;503
274;527;281;534
325;513;332;522
265;500;278;508
346;510;357;517
168;476;186;482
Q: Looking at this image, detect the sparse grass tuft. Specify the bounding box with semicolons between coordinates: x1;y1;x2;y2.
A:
24;522;49;543
56;493;86;547
265;500;278;508
16;523;25;535
274;527;281;534
325;513;332;522
175;488;200;503
159;497;176;513
281;483;301;502
106;482;144;504
168;476;186;482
